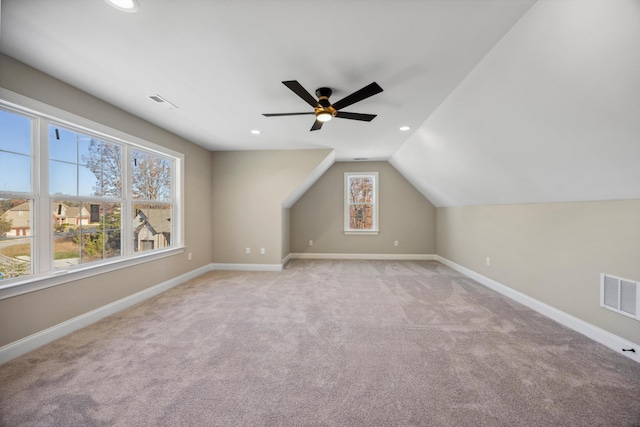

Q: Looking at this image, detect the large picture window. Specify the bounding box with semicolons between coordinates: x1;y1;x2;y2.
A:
0;91;183;292
344;172;379;235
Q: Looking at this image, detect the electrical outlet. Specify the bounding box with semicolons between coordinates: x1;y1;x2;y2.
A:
309;240;313;246
260;248;265;255
245;247;251;255
394;240;399;247
187;252;192;261
486;257;491;266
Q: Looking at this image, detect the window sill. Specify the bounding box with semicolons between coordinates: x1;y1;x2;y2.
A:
344;230;379;236
0;247;185;301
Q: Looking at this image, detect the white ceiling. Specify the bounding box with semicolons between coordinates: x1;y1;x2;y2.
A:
1;0;638;207
0;0;534;162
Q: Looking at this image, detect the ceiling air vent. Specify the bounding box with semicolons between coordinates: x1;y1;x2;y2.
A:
148;94;177;109
601;273;639;320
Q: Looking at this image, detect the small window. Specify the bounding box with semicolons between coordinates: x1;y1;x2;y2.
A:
344;172;378;235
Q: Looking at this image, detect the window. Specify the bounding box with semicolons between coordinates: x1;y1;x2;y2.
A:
131;149;173;253
0;90;183;292
0;107;34;280
50;125;124;268
344;172;378;234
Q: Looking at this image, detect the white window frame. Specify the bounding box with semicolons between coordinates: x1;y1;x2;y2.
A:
344;172;379;235
0;88;184;300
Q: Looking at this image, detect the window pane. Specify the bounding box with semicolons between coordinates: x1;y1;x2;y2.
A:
0;199;32;280
132;150;172;201
50;160;78;196
77;135;92;165
85;139;122;199
52;201;122;268
348;176;374;203
89;202;122;260
53;235;80;268
349;204;374;230
105;230;122;259
0;152;31;193
0;109;31;155
52;200;89;231
79;164;100;197
49;126;77;163
100;202;122;230
80;230;104;264
50;129;123;199
99;142;122;198
53;200;84;269
133;203;172;252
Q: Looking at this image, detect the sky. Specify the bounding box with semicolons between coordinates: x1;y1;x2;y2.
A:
0;109;31;193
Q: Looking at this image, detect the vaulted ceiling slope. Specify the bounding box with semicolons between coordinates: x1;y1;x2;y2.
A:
391;0;640;207
0;0;533;162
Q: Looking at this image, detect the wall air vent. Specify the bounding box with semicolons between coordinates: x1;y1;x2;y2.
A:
601;273;640;320
148;94;177;109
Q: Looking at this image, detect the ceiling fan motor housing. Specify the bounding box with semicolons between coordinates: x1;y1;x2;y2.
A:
315;87;332;107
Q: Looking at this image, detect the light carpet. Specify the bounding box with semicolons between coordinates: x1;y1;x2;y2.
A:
1;260;639;426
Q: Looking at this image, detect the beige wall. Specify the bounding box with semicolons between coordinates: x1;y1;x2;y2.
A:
437;200;640;345
290;161;436;255
0;54;213;347
211;149;333;265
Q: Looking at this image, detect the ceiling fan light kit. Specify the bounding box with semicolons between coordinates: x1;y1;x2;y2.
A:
263;80;383;131
316;111;333;122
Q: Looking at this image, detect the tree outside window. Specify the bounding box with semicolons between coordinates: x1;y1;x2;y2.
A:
344;172;379;234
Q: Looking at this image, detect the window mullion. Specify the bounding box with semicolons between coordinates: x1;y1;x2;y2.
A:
36;118;52;274
122;144;133;257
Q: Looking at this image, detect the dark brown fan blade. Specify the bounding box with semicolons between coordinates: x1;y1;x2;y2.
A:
335;111;377;122
331;82;383;111
282;80;318;108
263;112;315;117
310;120;323;131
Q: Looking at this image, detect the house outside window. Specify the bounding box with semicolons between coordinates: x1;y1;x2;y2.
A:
344;172;379;235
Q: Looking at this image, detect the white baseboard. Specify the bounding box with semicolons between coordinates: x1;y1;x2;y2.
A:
288;253;437;261
0;263;214;365
282;253;293;266
210;263;283;272
436;256;640;364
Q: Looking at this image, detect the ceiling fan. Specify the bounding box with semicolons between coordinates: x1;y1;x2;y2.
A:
263;80;383;131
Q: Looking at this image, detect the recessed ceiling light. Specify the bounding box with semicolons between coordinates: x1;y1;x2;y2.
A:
105;0;139;13
251;129;261;135
399;126;411;131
